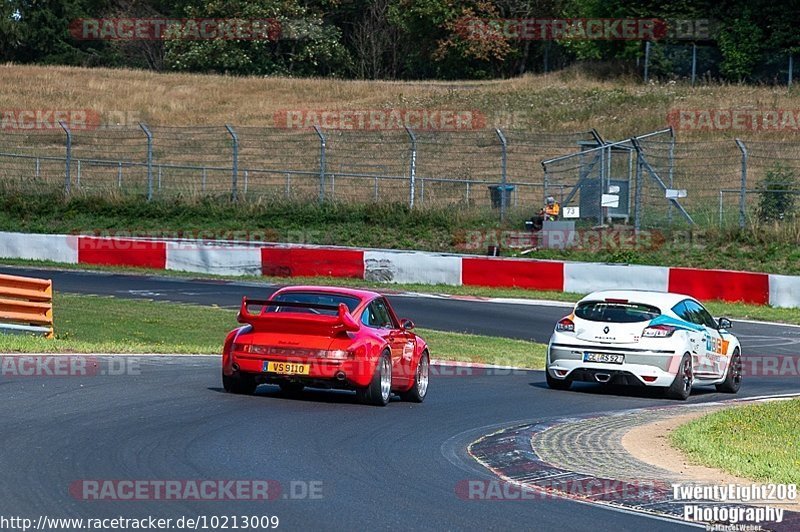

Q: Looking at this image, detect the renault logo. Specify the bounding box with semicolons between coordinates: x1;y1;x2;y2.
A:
603;326;610;334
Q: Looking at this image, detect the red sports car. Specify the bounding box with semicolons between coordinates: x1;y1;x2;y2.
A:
222;286;430;406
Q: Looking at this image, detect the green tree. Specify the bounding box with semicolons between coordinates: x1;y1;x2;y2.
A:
6;0;122;66
387;0;513;79
163;0;350;77
717;12;763;81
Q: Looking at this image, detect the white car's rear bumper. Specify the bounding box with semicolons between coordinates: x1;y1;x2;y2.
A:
547;340;682;387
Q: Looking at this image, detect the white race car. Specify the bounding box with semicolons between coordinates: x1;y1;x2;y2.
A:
546;290;742;400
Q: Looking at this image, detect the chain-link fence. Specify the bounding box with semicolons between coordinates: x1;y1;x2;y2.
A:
0;124;594;218
542;130;800;230
2;123;800;229
643;43;795;87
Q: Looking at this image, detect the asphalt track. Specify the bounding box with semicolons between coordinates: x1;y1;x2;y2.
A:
1;265;799;531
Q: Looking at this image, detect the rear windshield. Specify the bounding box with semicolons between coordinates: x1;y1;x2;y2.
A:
268;292;361;316
575;301;661;323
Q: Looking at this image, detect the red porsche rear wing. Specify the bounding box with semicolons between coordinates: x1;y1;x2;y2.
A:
237;297;361;335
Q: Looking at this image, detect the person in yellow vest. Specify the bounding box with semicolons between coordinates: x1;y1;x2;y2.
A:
543;196;560;221
527;196;561;231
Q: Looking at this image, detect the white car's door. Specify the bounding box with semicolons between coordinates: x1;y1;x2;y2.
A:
683;300;727;378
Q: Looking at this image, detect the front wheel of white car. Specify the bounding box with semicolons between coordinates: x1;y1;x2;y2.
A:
666;353;693;400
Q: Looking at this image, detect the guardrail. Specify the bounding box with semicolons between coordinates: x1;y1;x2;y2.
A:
0;273;54;338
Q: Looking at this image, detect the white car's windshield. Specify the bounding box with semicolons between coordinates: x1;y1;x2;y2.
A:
575;301;660;323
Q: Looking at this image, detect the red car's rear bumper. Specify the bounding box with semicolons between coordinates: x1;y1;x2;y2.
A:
226;352;377;388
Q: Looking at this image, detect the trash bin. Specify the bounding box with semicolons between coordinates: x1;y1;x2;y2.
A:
488;185;515;209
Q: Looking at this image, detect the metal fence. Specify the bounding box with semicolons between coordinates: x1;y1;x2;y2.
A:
1;123;800;230
643;43;795;87
542;130;800;230
0;124;594;217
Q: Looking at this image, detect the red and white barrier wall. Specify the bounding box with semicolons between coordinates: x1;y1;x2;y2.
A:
2;231;797;308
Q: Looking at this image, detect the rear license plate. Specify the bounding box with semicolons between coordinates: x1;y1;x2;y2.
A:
264;361;310;375
584;352;624;364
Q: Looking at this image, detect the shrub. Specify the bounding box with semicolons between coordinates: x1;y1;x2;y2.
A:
756;164;798;222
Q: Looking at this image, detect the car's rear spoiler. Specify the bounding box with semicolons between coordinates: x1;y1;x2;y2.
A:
237;297;360;334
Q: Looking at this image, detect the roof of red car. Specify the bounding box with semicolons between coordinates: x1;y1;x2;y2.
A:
272;285;382;302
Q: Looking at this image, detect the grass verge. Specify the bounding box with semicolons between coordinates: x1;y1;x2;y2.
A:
0;293;546;368
670;399;800;484
4;259;800;326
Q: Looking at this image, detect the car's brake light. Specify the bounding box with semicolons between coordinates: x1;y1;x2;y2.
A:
642;324;676;338
556;318;575;332
327;349;352;360
233;343;355;359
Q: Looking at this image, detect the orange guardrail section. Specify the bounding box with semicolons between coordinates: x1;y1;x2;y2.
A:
0;273;54;338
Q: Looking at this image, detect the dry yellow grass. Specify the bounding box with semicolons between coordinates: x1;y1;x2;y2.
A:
1;63;798;139
2;63;799;212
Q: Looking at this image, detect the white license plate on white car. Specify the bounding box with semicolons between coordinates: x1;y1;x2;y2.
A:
584;352;624;364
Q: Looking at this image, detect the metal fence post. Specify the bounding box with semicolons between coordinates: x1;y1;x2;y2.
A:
225;125;239;202
405;126;417;208
495;128;508;222
139;123;153;200
313;126;326;202
58;121;72;194
599;144;607;224
789;54;794;88
691;43;697;87
667;130;675;226
629;138;648;231
734;138;748;228
541;162;549;206
643;40;651;83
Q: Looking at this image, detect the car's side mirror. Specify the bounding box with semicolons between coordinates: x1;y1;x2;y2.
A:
717;317;732;330
400;318;415;330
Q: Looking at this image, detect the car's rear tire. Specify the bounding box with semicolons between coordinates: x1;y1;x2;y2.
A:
546;370;572;390
223;372;258;395
278;382;305;395
357;351;392;406
716;348;742;393
400;351;429;403
666;353;693;400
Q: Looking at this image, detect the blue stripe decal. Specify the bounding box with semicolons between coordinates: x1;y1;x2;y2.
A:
647;315;705;332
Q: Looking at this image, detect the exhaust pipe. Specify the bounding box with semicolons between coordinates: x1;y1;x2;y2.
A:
335;371;346;381
232;362;240;371
594;373;611;383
